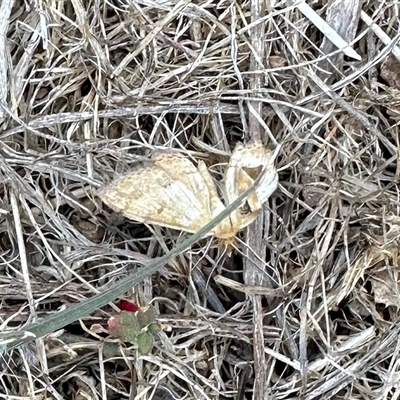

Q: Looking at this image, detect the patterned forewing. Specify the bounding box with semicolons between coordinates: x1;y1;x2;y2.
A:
196;160;226;217
196;159;244;239
225;143;278;207
98;154;217;233
225;167;261;211
221;142;279;235
255;168;279;204
153;154;223;218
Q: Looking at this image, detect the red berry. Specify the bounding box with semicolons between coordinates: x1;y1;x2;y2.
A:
118;299;139;313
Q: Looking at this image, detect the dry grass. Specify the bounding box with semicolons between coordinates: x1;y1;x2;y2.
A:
1;0;400;399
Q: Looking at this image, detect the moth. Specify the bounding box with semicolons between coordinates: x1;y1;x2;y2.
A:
98;142;279;245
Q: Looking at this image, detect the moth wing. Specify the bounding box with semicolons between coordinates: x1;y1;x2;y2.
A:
153;155;227;232
196;160;226;217
255;168;279;204
98;153;222;234
235;210;260;231
234;169;263;212
197;160;245;240
221;165;262;235
212;208;261;240
225;142;278;208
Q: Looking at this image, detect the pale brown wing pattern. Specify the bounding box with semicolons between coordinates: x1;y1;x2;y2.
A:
98;144;279;242
225;142;279;208
98;153;222;234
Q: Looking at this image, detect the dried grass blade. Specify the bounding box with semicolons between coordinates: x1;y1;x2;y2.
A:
297;1;361;60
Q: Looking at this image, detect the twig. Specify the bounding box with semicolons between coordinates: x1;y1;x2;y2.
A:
246;0;268;399
0;0;13;118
